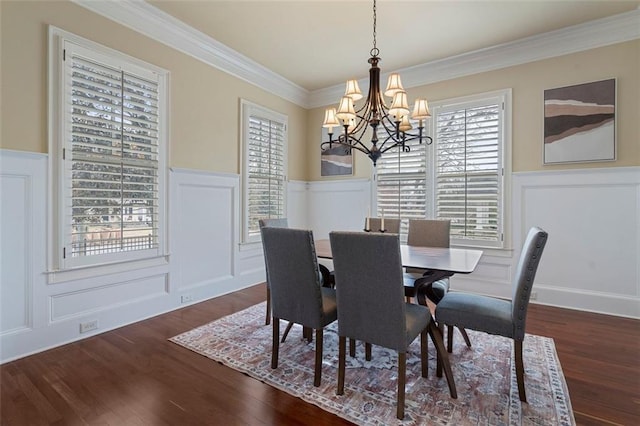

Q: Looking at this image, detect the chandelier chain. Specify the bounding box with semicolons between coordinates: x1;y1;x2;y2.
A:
371;0;378;57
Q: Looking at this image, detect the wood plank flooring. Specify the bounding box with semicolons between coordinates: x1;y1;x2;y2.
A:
1;283;638;425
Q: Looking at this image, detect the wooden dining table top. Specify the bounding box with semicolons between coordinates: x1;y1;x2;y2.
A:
314;238;483;275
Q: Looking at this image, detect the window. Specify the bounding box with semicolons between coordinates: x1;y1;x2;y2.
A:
50;28;168;270
375;136;427;239
241;101;287;244
374;90;509;248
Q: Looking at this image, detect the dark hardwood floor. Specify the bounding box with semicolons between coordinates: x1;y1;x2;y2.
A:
1;283;638;425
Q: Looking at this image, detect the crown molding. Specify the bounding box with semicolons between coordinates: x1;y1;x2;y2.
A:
309;9;640;108
73;1;638;110
72;0;310;107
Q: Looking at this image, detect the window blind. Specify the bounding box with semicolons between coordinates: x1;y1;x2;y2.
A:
246;114;286;240
66;50;160;258
435;103;501;242
375;135;427;237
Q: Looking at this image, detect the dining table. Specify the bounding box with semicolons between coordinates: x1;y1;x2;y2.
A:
314;238;483;306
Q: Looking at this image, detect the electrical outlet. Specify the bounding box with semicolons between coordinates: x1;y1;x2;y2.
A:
530;291;538;300
181;294;193;304
79;320;98;333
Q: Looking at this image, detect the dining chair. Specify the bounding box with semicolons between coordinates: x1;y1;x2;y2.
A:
259;218;289;326
404;219;472;350
435;226;548;402
261;227;338;387
330;231;457;419
260;218;333;328
321;216;402;289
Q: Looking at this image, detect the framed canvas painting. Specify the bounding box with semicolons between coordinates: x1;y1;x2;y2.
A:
320;128;353;176
543;78;616;164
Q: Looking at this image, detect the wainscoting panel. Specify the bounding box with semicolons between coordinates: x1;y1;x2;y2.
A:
169;169;262;302
513;167;640;318
0;151;47;336
307;179;372;239
50;274;169;321
287;180;309;229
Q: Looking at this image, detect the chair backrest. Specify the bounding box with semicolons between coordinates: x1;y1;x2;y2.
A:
261;227;325;329
365;217;401;234
407;219;450;248
259;218;289;285
511;226;548;340
330;231;407;351
259;218;288;229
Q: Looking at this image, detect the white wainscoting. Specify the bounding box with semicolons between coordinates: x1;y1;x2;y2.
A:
2;150;637;362
306;179;372;239
169;168;264;301
0;154;263;363
513;167;640;318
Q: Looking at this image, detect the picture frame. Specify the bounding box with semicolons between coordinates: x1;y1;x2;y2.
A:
320;127;353;176
543;78;616;164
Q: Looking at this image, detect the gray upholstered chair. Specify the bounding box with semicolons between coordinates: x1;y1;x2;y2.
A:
404;219;471;350
259;218;333;343
260;227;338;387
330;231;456;419
365;217;401;233
322;217;402;289
259;218;289;326
435;226;548;402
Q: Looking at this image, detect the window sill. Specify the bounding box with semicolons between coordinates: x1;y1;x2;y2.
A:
47;255;170;284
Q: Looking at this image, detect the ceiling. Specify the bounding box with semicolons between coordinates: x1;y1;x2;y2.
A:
148;1;639;91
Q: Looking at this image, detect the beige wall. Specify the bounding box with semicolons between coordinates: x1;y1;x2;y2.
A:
0;1;309;179
307;40;640;180
2;1;637;182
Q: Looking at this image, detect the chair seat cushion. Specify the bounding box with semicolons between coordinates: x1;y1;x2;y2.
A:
404;302;431;346
435;292;513;338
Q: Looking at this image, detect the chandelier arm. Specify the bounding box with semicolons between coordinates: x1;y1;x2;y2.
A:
321;139;371;156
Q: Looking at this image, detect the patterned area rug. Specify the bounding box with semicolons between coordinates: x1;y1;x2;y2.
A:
170;302;574;425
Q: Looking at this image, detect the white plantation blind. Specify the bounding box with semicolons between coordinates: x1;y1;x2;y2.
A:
375;136;427;238
63;42;162;263
243;102;287;242
434;101;503;244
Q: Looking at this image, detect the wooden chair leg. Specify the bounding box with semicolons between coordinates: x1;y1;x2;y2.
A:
365;342;372;361
437;323;444;376
303;326;312;343
280;321;294;343
397;352;406;420
337;336;346;395
429;322;457;399
349;337;356;357
515;339;527;402
265;285;271;325
271;317;279;369
447;325;454;353
459;327;472;348
314;329;323;387
420;330;428;378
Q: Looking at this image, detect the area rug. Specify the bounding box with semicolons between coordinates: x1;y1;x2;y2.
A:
170;302;574;425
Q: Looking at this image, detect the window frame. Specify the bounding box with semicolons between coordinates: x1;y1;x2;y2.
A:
373;89;511;249
240;100;288;245
48;27;169;275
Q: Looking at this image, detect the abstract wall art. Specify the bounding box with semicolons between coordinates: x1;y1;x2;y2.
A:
320;128;353;176
543;79;616;164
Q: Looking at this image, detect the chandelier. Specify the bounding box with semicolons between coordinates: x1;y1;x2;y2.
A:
321;0;432;166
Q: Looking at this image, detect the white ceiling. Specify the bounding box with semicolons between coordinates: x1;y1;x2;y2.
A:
147;0;639;91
